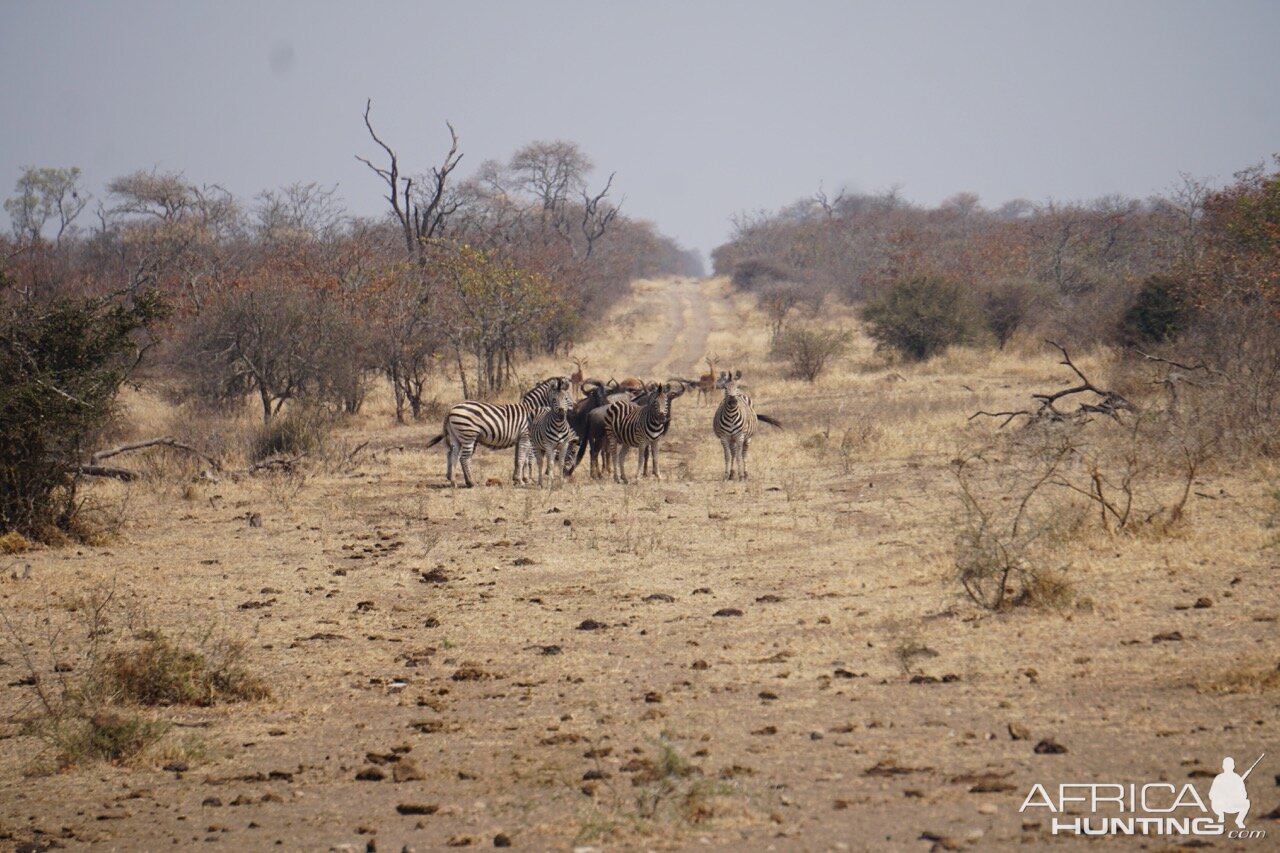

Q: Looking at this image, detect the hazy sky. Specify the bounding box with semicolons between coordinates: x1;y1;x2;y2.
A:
2;1;1277;258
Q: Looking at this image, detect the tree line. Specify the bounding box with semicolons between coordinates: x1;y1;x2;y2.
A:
0;110;702;537
715;159;1280;464
712;162;1279;357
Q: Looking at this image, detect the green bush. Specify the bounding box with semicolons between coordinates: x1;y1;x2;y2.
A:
0;273;165;538
979;280;1042;349
1121;275;1188;344
862;276;983;361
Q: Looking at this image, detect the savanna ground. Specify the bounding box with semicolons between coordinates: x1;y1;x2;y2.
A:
1;276;1277;852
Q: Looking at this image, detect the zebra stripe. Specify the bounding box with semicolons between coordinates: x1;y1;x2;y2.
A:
604;382;685;482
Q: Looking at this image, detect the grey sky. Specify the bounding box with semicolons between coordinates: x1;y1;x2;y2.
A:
2;1;1277;258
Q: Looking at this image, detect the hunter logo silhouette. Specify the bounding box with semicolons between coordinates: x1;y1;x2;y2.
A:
1210;754;1264;829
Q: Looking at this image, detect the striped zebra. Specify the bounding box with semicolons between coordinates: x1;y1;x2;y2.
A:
522;392;575;486
425;377;572;487
604;381;686;483
712;370;782;481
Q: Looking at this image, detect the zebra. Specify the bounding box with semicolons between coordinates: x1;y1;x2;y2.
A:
572;383;651;479
712;370;782;481
425;377;573;488
604;381;686;483
522;392;575;486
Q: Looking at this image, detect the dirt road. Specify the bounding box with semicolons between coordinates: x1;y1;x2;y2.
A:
630;277;713;379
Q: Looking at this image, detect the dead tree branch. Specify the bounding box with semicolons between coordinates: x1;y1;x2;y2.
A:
970;340;1133;427
90;435;222;471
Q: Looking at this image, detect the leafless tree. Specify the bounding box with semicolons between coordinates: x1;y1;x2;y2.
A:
357;99;462;264
254;182;347;242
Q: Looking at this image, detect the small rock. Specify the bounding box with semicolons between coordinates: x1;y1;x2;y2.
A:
1152;631;1184;643
493;835;511;848
713;608;743;617
1034;739;1068;755
978;803;998;815
395;803;439;815
356;767;386;781
1193;597;1212;608
1008;723;1031;741
576;619;606;631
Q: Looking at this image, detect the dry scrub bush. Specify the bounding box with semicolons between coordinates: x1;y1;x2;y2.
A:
771;325;852;382
2;584;267;768
250;403;332;462
576;734;737;844
956;342;1224;610
951;445;1082;612
1125;297;1280;458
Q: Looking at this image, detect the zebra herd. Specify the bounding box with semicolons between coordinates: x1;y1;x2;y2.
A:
423;370;781;487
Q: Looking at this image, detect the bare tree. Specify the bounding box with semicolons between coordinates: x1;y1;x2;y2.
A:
254;182;346;242
357;99;462;264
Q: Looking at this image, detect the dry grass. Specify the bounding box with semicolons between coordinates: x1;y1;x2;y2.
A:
1196;658;1280;695
1;276;1276;850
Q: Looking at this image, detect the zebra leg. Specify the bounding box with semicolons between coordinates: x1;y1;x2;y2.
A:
554;441;569;481
649;444;661;481
614;445;628;483
513;437;532;485
740;436;751;480
459;439;477;488
721;436;733;480
535;448;546;487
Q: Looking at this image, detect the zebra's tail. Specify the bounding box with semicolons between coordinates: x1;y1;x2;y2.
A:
425;433;446;449
756;413;783;429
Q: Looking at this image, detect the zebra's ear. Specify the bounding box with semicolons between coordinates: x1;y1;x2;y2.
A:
719;371;728;381
734;369;742;380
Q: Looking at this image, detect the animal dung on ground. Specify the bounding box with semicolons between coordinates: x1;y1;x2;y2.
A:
1033;738;1068;755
